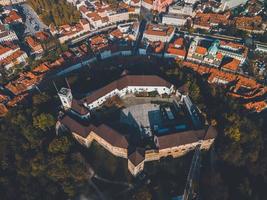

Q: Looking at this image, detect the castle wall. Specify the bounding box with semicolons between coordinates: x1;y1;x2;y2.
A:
71;132;215;176
128;160;145;176
72;132;128;158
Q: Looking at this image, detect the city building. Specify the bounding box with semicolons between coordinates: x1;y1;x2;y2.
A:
165;37;187;60
143;24;175;43
56;19;91;43
218;41;248;64
0;24;18;43
0;43;28;72
162;14;189;27
234;16;265;34
25;36;44;55
193;12;230;30
187;37;207;63
168;2;194;16
3;10;23;24
255;43;267;53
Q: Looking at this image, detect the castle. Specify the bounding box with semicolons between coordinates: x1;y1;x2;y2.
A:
57;75;217;176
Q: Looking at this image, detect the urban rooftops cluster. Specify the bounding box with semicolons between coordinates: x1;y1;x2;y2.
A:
0;0;266;116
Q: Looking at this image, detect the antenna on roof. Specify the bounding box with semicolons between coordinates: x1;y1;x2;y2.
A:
65;77;71;89
53;81;59;93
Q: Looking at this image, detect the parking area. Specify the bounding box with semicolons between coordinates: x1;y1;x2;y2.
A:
20;3;48;35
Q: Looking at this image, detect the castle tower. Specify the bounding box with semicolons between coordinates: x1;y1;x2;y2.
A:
58;88;73;110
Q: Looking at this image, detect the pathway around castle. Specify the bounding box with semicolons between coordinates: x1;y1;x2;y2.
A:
182;144;201;200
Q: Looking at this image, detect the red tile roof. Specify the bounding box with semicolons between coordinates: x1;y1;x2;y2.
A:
0;103;8;117
222;58;240;72
195;46;207;55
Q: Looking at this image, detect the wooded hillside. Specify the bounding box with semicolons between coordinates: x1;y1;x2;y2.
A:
28;0;80;26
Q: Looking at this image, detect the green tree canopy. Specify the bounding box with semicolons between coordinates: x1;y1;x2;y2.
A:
28;0;81;26
33;113;56;131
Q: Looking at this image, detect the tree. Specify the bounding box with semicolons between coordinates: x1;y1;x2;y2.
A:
33;113;55;131
32;93;51;105
225;126;241;142
238;178;252;200
28;0;81;26
132;187;152;200
48;136;72;154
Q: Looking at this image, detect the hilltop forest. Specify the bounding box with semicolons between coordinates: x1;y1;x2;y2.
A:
28;0;80;26
0;63;266;199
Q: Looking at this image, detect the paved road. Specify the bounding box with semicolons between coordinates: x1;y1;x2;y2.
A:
140;6;153;22
20;3;48;35
182;145;201;200
133;19;146;55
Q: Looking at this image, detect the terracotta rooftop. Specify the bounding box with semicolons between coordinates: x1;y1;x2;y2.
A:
32;63;50;74
0;50;26;66
0;45;12;55
235;16;262;31
244;101;267;113
173;38;184;47
144;24;174;37
110;29;123;39
195;46;207;55
221;58;240;72
0;103;8;117
0;94;9;103
194;12;230;28
4;10;22;23
167;45;186;57
35;31;50;41
6;94;27;107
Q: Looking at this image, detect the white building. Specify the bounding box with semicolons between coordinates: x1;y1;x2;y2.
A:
141;0;153;10
0;24;18;43
255;43;267;53
58;19;91;43
218;41;248;64
169;3;194;16
220;0;248;11
80;75;175;109
108;11;130;24
162;14;189;26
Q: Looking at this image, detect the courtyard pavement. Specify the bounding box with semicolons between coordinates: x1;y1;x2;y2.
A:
20;3;48;35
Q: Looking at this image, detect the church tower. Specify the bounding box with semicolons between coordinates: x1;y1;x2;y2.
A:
58;88;73;109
